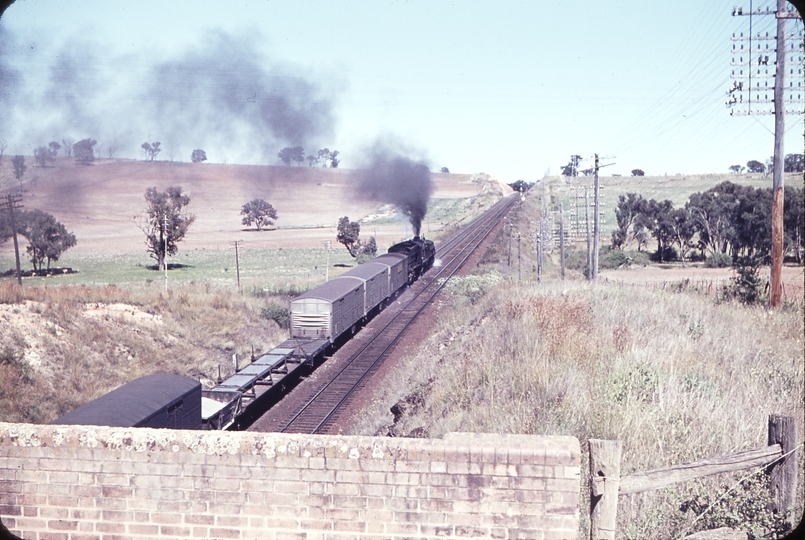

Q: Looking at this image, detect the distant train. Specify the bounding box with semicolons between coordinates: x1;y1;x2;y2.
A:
290;236;435;343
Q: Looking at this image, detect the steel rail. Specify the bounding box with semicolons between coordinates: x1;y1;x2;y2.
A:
308;197;517;433
279;196;516;433
279;195;517;434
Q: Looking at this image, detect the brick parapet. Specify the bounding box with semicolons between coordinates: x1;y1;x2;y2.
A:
0;422;580;539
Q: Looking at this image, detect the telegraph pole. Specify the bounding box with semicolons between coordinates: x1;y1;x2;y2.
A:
559;202;565;280
233;240;243;292
537;222;542;284
164;215;168;291
770;0;787;307
585;187;592;280
730;0;803;307
322;240;331;281
2;194;23;286
592;154;601;282
508;222;513;267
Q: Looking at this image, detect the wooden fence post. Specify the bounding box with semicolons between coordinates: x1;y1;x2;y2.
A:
589;439;622;540
767;414;798;528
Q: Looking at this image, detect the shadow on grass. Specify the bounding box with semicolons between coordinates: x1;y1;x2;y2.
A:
145;263;194;271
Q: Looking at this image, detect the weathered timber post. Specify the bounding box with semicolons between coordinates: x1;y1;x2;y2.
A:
589;439;622;540
767;414;798;528
559;202;565;280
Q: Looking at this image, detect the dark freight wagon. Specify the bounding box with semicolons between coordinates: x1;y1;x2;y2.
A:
51;373;202;430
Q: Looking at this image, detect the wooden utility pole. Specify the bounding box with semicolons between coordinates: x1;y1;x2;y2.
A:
559;202;565;279
585;187;592;280
233;240;243;291
517;232;521;281
592;154;600;282
164;215;169;291
729;0;802;307
508;223;512;267
322;240;331;281
770;0;787;307
537;222;542;284
3;194;23;286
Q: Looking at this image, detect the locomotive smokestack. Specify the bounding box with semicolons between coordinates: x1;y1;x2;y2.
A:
356;140;433;237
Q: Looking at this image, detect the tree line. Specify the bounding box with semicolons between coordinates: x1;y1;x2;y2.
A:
612;181;804;265
729;154;804;175
277;146;340;168
3;138;350;168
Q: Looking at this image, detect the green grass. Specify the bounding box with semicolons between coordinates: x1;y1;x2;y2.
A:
0;246;359;292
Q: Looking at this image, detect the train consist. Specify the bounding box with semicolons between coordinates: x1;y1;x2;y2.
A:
290;236;435;343
53;237;436;431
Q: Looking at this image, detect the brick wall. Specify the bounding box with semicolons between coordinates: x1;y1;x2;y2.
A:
0;423;580;540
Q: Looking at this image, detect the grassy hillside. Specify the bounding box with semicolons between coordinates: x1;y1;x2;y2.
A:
0;157;482;253
348;206;804;538
0;158;504;285
544;172;804;241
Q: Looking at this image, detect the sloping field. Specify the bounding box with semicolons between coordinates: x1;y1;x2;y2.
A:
547;171;804;236
0;157;482;253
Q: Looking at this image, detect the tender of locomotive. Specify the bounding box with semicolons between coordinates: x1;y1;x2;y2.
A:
289;237;434;345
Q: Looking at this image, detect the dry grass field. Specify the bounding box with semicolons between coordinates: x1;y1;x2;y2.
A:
346;194;804;539
0;157;802;537
0;157;481;253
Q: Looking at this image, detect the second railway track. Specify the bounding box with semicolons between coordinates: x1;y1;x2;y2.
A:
253;194;518;434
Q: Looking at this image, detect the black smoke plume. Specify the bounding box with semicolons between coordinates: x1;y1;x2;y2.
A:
0;25;337;162
146;31;336;161
356;141;434;237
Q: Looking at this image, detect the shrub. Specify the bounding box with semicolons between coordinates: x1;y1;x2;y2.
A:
261;302;290;328
442;272;504;304
676;473;791;540
600;249;629;270
650;246;678;263
705;252;732;268
723;255;766;305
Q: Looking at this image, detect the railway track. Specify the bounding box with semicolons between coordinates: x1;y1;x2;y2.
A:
278;194;518;434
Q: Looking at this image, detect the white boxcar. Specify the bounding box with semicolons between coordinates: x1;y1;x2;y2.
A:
335;262;390;316
372;253;408;295
290;276;365;340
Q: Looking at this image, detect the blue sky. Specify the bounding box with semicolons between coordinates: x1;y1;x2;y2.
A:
0;0;802;182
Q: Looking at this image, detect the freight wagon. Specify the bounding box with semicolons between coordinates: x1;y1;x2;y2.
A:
289;237;434;346
51;373;202;430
